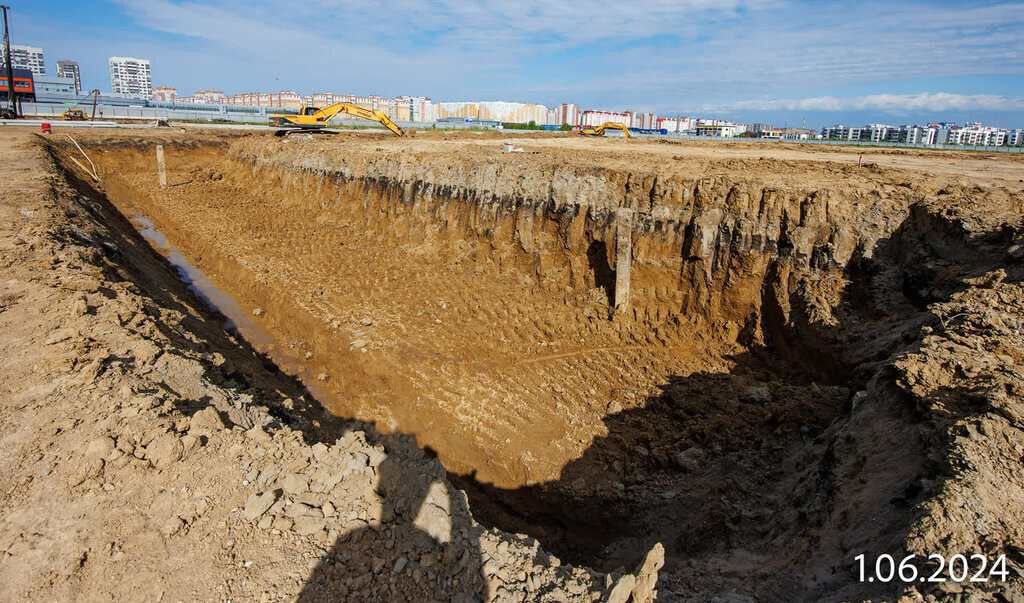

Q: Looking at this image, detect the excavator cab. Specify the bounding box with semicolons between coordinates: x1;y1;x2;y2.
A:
299;106;320;116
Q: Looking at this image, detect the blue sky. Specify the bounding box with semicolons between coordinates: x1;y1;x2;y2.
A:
8;0;1024;128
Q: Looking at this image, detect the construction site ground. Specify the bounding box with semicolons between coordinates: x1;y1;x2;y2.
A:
1;126;1023;601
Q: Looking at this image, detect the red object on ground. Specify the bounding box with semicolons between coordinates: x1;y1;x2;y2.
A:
41;123;51;134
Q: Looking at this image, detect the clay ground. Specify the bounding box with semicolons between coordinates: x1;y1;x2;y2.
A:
2;125;1024;601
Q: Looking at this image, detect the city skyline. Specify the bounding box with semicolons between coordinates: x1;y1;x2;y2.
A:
5;0;1024;129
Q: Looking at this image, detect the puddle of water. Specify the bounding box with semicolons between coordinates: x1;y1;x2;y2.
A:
133;213;331;403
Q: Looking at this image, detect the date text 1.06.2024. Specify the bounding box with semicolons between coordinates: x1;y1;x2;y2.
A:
855;554;1009;583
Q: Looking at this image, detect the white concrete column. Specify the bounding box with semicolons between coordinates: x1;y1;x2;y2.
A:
156;144;167;187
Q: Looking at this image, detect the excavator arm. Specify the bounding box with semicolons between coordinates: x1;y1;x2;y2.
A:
313;103;405;136
270;102;405;136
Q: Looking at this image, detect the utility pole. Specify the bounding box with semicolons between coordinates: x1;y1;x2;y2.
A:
1;5;16;118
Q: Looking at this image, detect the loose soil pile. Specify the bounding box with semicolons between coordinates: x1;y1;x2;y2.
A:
1;127;1022;601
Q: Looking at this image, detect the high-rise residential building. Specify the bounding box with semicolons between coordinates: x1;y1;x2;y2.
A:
56;61;81;93
555;103;580;127
108;56;152;99
1;45;45;76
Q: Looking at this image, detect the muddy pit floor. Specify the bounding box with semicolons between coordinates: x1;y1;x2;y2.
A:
18;127;1024;600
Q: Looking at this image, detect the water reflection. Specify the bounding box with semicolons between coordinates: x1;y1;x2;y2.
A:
133;213;332;403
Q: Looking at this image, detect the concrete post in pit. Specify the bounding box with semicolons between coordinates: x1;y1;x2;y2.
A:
614;207;633;313
156;144;167;188
517;204;536;252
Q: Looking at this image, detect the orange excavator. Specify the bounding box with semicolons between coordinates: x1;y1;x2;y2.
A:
269;102;404;136
579;122;630;138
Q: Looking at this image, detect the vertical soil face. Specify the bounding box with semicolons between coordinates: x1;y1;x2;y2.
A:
62;133;1024;600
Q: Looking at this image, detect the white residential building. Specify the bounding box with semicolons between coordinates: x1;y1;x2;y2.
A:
821;125;849;139
948;125;1005;146
901;126;934;144
579;110;631;127
868;124;900;143
821;122;1022;146
1;45;45;76
109;56;152;99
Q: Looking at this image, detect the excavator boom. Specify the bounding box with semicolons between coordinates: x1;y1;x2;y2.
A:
269;102;404;136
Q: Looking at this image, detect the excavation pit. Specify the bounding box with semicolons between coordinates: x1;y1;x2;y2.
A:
48;131;1024;600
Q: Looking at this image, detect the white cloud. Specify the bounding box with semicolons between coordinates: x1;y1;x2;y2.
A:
695;93;1024;113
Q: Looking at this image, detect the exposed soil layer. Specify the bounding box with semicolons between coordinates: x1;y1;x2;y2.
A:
18;128;1024;600
0;128;656;603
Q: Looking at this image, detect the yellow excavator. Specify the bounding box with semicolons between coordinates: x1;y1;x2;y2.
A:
579;122;630;138
269;102;404;136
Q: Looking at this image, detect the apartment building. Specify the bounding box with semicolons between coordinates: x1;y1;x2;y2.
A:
1;45;45;76
55;60;80;93
947;124;1006;146
108;57;152;99
657;118;679;132
194;90;225;103
643;113;660;130
822;125;870;140
152;87;176;102
867;124;901;143
554;103;580;127
822;122;1021;146
405;97;433;122
435;101;550;124
580;110;630;127
902;125;935;145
